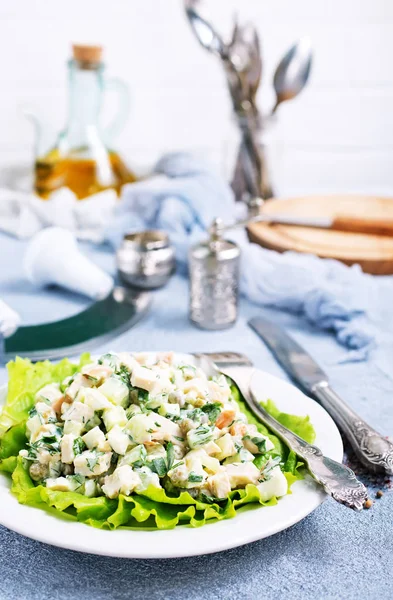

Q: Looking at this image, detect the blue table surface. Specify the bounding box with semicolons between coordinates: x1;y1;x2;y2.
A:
0;234;392;600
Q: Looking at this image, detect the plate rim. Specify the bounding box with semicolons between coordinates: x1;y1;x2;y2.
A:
0;353;343;558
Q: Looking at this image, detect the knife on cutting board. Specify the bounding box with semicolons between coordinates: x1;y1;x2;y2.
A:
246;213;393;236
248;316;393;475
0;287;151;364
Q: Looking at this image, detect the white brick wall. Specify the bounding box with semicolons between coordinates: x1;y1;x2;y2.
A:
0;0;392;196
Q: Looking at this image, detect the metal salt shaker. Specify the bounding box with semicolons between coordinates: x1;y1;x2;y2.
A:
117;231;176;290
189;219;240;329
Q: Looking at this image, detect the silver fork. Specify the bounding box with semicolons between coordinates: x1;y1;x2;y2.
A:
194;351;368;511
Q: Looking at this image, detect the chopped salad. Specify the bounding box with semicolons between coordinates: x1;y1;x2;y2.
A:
0;352;315;529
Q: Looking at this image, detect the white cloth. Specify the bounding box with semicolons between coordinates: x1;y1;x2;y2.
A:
0;152;377;356
0;187;117;242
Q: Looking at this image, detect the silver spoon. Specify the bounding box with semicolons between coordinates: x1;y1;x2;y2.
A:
272;37;313;114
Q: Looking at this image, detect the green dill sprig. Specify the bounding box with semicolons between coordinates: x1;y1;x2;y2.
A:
201;402;222;424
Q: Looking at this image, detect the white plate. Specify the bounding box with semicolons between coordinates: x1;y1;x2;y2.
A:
0;353;343;559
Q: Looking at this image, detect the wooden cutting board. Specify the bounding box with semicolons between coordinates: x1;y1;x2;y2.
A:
247;194;393;275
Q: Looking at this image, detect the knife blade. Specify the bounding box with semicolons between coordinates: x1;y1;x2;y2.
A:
1;286;151;363
248;316;328;392
244;212;393;237
248;316;393;475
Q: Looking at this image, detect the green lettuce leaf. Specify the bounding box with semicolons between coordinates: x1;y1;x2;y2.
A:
0;356;316;530
261;398;316;444
0;354;91;437
10;457;280;530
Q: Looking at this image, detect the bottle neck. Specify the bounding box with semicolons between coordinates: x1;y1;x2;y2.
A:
66;60;103;135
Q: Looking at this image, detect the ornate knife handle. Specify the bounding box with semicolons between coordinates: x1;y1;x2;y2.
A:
312;382;393;475
251;399;368;511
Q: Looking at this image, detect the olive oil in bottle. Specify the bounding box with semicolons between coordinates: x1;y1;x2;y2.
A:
34;45;137;200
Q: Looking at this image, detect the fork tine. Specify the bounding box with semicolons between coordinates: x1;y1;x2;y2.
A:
201;352;253;367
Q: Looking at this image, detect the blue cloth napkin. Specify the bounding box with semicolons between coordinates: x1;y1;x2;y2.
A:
106;152;376;358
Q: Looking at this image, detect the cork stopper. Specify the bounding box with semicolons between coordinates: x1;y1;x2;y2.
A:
72;44;103;67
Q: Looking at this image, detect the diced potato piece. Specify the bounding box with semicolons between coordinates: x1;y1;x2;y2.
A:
167;462;188;487
150;413;182;443
182;377;209;398
168;459;206;489
118;444;147;467
101;465;141;499
257;466;288;501
84;479;97;497
32;423;61;444
185;448;221;474
243;432;274;454
130;365;157;392
81;363;114;383
82;426;106;450
158;403;180;419
176;364;197;382
201;454;222;474
126;414;153;444
45;477;73;492
107;425;130;455
97;352;121;370
118;352;140;372
63;420;84;436
26;414;43;440
144;442;166;461
84;414;102;432
74;450;112;478
35;383;63;405
102;406;128;431
215;433;236;461
207;379;231;404
151;373;174;397
156;351;175;366
61;433;76;464
187;425;213;449
201;441;221;456
135;466;161;492
98;376;129;407
65;374;92;401
35;402;56;424
36;447;56;465
206;471;231;499
225;462;260;488
126;413;182;444
126;405;142;419
223;447;255;465
133;352;151;366
61;402;94;424
78;388;112;411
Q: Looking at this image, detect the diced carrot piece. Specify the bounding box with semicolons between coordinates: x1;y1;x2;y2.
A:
215;409;236;429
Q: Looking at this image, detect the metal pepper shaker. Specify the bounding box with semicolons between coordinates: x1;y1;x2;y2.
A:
189;219;240;330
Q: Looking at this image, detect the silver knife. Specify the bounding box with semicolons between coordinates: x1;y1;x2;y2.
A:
248;316;393;475
222;212;393;237
0;287;151;363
